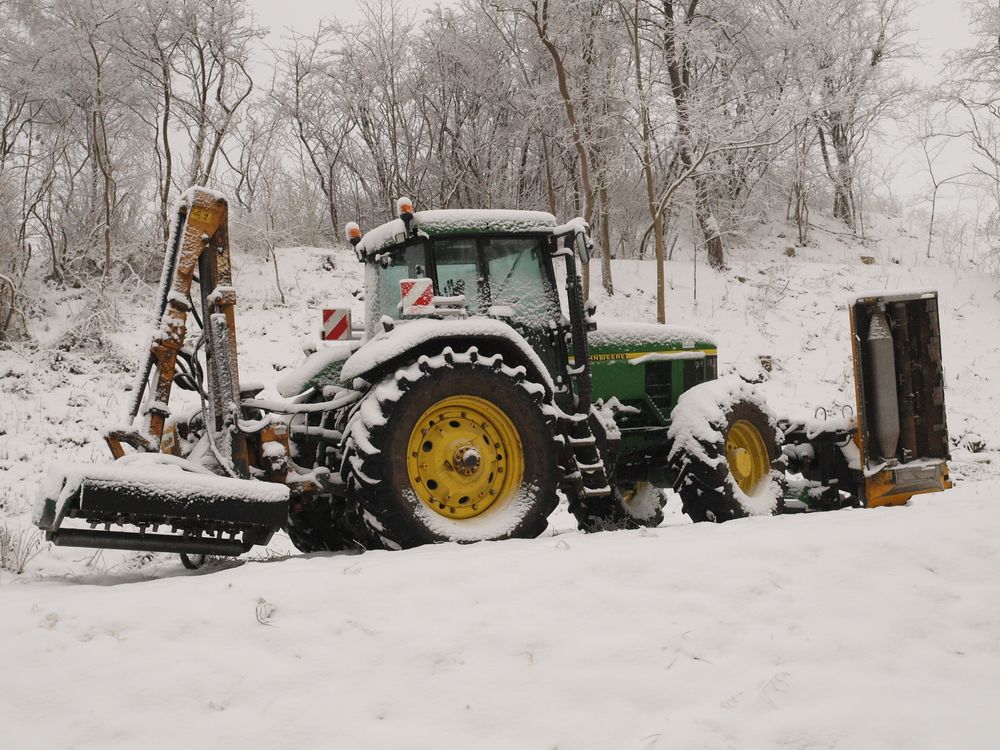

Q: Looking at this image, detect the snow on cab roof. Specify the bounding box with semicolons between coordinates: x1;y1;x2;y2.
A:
357;209;559;256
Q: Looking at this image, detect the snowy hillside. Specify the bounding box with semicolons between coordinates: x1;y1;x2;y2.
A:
1;214;998;748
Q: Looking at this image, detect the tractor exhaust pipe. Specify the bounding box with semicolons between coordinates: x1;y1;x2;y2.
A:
864;308;900;462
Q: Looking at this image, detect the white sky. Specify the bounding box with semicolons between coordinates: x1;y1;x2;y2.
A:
248;0;351;35
248;0;978;67
249;0;440;38
889;1;981;208
909;0;977;67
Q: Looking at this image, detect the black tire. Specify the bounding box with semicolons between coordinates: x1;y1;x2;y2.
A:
286;495;360;553
285;388;365;554
179;553;206;570
670;391;785;523
342;348;559;550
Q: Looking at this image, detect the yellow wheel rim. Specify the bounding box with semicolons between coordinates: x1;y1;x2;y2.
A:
725;419;771;495
405;395;524;520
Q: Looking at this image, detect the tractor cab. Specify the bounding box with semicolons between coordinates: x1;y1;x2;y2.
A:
349;200;591;383
360;225;561;331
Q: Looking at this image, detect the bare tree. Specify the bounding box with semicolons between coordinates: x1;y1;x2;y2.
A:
506;0;603;295
56;0;129;280
618;0;669;317
117;0;183;243
658;1;730;268
172;0;260;188
909;106;973;258
810;0;909;230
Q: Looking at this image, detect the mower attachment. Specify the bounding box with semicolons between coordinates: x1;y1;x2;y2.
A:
31;186;292;560
34;461;289;557
849;291;951;506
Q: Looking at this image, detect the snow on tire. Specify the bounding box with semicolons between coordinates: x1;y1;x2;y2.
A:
667;376;786;523
340;347;559;550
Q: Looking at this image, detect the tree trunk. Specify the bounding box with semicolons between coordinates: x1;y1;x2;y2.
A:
158;52;174;244
531;9;594;298
542;133;557;215
92;111;115;282
598;182;613;295
662;0;725;269
694;176;724;268
626;0;668;321
817;122;855;229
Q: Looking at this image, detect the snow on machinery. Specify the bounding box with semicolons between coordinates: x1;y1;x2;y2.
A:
34;187;952;561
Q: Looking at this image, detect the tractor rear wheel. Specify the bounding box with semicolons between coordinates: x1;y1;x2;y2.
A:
342;349;559;549
668;379;785;523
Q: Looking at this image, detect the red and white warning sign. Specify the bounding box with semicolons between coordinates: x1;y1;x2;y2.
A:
321;308;352;341
400;278;434;315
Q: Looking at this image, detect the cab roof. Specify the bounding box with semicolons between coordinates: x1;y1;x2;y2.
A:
356;209;558;257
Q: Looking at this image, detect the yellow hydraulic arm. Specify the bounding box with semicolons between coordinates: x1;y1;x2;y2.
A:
106;188;250;478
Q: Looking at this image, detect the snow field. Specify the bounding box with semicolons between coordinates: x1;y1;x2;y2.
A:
1;482;996;749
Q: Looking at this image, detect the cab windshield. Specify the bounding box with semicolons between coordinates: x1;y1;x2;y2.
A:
364;235;558;335
480;236;558;327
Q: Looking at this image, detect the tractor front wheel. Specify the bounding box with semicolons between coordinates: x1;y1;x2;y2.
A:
668;378;785;523
342;349;559;549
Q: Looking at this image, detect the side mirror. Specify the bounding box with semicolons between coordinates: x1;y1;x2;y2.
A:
571;230;590;265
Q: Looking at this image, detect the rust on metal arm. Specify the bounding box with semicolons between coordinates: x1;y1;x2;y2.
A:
106;189;245;474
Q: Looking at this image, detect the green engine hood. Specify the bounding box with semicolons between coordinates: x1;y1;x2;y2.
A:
587;320;716;360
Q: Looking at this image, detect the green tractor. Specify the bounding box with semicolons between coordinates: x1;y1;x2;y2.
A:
34;189;952;560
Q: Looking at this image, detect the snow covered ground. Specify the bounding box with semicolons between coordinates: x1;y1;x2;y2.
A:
1;482;997;749
1;212;998;748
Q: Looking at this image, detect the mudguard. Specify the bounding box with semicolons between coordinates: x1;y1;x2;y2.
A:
339;317;555;396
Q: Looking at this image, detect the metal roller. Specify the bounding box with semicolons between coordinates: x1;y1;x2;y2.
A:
865;308;900;462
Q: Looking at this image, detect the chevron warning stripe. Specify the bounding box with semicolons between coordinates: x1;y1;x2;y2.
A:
400;278;434;315
322;308;352;341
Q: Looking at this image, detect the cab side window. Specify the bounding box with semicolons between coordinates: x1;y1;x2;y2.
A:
366;242;427;336
433;238;482;313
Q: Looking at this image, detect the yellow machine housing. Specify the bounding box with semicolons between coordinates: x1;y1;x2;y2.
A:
849;291;951;507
